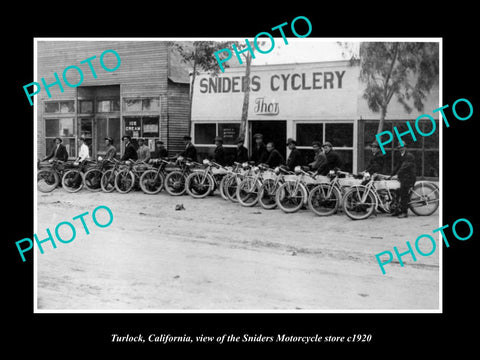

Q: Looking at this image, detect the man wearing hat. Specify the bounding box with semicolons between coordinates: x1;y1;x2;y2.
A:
179;135;198;162
286;138;305;171
364;140;385;174
317;141;342;175
234;137;249;163
136;138;151;163
42;137;69;163
104;137;117;160
213;136;226;166
390;142;416;218
75;136;90;165
121;135;138;161
308;141;326;171
265;142;285;168
251;133;268;165
151;140;168;159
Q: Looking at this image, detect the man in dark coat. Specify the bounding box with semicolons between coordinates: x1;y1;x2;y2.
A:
43;137;69;162
391;143;416;218
308;141;326;171
121;135;138;161
180;135;198;162
365;141;385;174
213;136;226;166
265;142;285;168
151;140;168;159
250;133;268;165
286;138;305;171
234;137;249;164
317;141;342;175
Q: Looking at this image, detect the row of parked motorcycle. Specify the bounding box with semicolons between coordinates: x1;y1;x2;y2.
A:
37;157;439;220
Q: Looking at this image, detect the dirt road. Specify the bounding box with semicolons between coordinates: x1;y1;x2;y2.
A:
36;188;440;311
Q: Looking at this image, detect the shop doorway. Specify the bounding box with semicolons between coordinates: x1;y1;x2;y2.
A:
77;85;121;158
249;120;287;160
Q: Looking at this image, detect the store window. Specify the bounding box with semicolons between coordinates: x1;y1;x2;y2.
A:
44;100;75;114
78;100;94;114
124;116;160;151
296;122;354;172
218;124;240;145
97;99;120;113
361;120;439;179
124;98;160;112
194;123;216;145
296;124;323;146
45;117;76;157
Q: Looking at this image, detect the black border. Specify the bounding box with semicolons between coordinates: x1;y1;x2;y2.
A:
6;7;478;354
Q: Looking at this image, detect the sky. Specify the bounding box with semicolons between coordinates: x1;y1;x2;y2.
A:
227;39;360;67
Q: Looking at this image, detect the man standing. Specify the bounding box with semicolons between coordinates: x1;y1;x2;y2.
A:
265;142;284;168
151;140;168;159
121;135;138;161
286;138;305;171
75;136;90;165
104;137;117;160
42;137;69;162
137;138;151;163
234;137;249;163
317;141;342;175
308;141;326;171
180;135;198;162
364;141;385;174
213;136;226;166
391;143;416;218
250;133;268;165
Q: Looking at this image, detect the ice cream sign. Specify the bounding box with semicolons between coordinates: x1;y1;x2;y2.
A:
254;97;279;116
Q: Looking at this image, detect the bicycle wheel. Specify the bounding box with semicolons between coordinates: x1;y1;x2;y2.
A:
139;170;164;194
115;169;135;193
186;172;213;199
342;186;376;220
83;169;103;192
219;175;231;201
236;177;261;207
101;169;116;192
308;183;342;216
258;179;278;210
409;182;439;216
37;169;59;193
226;176;240;203
275;181;306;213
164;171;187;196
62;170;84;193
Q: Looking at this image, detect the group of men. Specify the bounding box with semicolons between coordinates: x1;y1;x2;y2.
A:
42;132;416;218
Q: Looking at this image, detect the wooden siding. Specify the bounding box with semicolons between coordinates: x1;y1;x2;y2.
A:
167;80;190;155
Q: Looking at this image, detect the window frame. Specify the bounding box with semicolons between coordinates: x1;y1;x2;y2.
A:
193;121;241;148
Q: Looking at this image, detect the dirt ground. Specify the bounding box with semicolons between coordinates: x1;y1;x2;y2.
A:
36;186;440;311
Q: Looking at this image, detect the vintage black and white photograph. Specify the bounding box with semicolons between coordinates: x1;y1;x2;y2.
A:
33;38;441;311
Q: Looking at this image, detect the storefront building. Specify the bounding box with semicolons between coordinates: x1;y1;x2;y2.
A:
191;60;439;179
36;41;190;160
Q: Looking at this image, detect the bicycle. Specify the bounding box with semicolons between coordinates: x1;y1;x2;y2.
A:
221;162;253;203
164;157;202;196
275;166;322;213
185;159;228;199
138;158;172;194
61;159;98;193
37;159;73;193
100;159;127;193
83;158;114;192
236;163;269;207
114;160;151;194
257;166;292;210
342;173;439;220
307;170;363;216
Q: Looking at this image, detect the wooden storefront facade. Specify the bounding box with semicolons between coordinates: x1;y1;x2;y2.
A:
36;40;190;160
